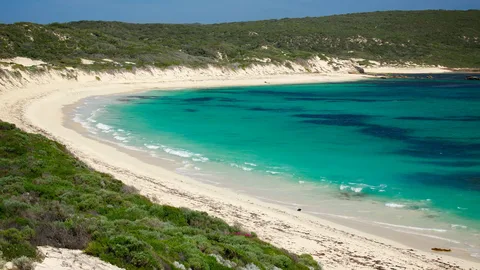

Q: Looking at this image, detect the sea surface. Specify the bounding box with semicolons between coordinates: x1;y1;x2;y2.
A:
73;73;480;258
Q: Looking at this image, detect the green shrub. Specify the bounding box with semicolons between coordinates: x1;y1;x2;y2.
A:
2;199;31;216
12;256;35;270
0;251;6;268
0;229;37;260
0;122;15;131
0;120;321;269
12;64;26;71
1;10;479;68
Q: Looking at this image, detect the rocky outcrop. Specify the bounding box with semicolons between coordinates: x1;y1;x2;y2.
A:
354;66;365;74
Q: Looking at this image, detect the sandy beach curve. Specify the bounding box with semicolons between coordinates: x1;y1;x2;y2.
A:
0;66;478;270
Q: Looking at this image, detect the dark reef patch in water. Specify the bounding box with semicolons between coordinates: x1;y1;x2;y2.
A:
396;116;480;122
295;114;371;127
327;83;480;101
118;95;173;103
218;98;241;102
419;161;480;168
214;104;247;110
360;125;411;141
247;90;320;97
249;107;304;113
286;97;412;103
297;113;480;160
296;113;411;139
398;139;480;159
404;172;480;191
126;95;162;100
184;97;216;102
185;109;198;112
183;97;242;103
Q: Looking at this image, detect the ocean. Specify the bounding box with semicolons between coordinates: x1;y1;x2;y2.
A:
72;74;480;258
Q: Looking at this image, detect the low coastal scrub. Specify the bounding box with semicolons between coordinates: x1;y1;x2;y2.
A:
1;10;479;69
0;120;321;270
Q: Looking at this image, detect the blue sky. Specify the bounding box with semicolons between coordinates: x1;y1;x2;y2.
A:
1;0;479;24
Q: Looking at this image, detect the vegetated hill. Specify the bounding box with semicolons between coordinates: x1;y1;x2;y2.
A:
0;121;321;270
0;10;479;68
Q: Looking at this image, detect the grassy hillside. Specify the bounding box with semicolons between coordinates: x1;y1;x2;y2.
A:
0;10;479;69
0;120;320;270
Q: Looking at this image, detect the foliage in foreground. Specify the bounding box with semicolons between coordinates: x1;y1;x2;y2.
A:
0;10;479;69
0;120;320;270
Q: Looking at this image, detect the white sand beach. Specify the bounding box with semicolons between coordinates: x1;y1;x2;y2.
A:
0;62;478;270
364;66;452;74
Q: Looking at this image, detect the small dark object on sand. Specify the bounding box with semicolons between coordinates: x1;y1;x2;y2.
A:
297;208;302;212
431;248;452;252
465;76;480;81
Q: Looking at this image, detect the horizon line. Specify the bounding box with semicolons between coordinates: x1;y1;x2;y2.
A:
2;8;479;26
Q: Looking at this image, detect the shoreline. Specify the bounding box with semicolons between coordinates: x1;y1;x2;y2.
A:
1;70;479;269
67;89;480;262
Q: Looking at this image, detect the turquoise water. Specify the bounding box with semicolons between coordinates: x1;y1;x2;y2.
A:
74;75;480;255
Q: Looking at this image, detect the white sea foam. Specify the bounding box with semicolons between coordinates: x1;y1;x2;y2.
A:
145;144;161;150
180;161;193;168
451;224;468;229
72;113;95;132
87;107;105;123
397;230;460;244
114;136;128;142
115;143;140;151
192;156;209;162
340;184;363;193
266;171;280;175
72;114;82;123
308;211;355;220
231;163;253;171
87;118;97;123
164;147;194;158
351;187;363;193
245;162;257;167
96;123;113;133
373;221;448;233
385;203;406;208
298;181;305;184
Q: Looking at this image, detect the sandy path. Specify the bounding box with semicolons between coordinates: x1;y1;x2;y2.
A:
35;247;123;270
0;69;478;270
